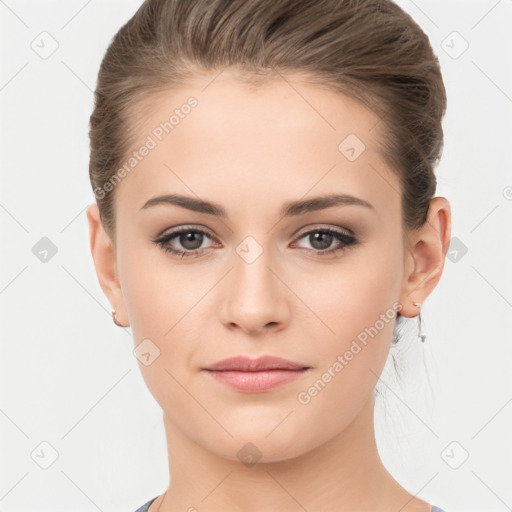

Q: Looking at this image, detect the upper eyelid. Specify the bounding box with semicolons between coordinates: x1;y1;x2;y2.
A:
156;225;216;240
293;224;355;238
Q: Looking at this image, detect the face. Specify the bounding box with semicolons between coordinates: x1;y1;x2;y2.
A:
92;71;422;462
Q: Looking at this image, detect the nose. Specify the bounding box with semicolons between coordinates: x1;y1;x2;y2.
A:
218;245;290;335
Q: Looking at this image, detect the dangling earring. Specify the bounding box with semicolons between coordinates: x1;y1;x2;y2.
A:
112;310;125;327
413;302;426;343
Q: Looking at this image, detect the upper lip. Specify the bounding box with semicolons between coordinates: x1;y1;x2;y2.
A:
203;355;310;372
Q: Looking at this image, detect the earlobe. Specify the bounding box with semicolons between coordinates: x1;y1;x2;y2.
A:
86;203;129;326
398;197;452;318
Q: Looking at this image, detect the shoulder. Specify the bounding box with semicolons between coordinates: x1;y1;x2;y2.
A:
133;496;158;512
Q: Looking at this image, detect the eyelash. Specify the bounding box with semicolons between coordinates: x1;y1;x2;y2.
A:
153;226;358;259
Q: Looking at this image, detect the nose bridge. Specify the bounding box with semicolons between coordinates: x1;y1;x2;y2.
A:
233;234;280;302
219;234;288;332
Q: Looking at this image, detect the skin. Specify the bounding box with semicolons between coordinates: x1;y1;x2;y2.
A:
87;69;451;512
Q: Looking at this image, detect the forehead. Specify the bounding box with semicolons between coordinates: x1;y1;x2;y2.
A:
138;70;384;152
114;71;399;219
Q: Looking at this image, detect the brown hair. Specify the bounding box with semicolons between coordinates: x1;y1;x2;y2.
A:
89;0;446;245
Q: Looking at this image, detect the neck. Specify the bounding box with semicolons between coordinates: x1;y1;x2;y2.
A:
153;397;430;512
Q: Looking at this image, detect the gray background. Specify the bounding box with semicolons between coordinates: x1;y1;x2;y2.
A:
1;0;511;510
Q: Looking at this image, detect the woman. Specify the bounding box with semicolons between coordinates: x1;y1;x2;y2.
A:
86;0;452;510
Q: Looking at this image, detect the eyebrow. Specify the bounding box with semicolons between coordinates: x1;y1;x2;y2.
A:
140;193;375;217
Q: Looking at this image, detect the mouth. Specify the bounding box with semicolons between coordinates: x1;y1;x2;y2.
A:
203;355;310;372
202;355;311;392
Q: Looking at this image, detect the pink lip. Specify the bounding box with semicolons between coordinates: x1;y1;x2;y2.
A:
202;355;311;392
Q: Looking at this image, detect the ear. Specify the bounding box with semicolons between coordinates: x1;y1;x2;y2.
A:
398;196;452;318
86;203;129;327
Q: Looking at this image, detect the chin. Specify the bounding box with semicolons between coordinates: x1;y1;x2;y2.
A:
198;424;315;466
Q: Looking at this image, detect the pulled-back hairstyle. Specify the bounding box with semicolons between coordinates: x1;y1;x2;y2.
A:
89;0;446;253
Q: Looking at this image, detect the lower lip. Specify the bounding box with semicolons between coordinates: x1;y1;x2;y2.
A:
203;369;309;392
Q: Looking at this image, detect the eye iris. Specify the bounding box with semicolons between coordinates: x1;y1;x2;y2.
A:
180;231;203;250
310;231;333;250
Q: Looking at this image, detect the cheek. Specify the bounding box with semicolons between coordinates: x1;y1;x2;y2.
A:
119;256;167;340
289;245;402;347
290;271;399;447
288;244;402;403
117;236;200;340
117;240;211;385
117;246;201;415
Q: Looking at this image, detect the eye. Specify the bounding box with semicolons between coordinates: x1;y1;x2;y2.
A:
153;227;219;258
291;227;358;256
153;225;358;259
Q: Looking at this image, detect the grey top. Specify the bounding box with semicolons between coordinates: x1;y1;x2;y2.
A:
134;497;447;512
134;497;157;512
